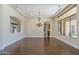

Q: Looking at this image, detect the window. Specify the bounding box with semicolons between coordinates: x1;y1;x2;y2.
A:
58;20;62;35
58;5;77;38
10;16;21;33
70;15;77;38
58;14;77;38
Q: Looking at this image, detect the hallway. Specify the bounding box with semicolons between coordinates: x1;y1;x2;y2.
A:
1;37;79;55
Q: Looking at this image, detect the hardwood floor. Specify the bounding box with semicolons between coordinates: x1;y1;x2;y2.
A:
1;37;79;55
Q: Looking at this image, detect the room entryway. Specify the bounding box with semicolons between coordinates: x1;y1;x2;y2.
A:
44;21;50;39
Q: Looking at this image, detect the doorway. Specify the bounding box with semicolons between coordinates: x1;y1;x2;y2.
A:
44;21;50;39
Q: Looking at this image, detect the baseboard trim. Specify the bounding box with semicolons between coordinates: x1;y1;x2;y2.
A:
53;35;79;50
2;37;24;50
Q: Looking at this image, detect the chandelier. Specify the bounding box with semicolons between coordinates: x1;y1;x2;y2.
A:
36;9;42;27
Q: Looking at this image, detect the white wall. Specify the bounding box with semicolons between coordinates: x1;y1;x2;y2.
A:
0;5;3;50
52;5;79;49
77;5;79;42
26;17;53;37
1;5;26;50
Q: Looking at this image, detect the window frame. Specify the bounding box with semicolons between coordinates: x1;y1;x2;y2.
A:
58;14;77;39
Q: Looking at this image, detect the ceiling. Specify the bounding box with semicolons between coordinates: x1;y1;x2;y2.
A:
14;4;68;18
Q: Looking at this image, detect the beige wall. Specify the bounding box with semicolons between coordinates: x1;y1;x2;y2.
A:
26;17;53;37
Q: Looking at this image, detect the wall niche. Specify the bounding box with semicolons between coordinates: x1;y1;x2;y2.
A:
10;16;21;33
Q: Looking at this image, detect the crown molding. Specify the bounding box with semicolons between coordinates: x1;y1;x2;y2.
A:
8;4;27;20
52;4;76;19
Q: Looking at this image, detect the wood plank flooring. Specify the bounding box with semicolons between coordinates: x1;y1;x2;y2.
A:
1;37;79;55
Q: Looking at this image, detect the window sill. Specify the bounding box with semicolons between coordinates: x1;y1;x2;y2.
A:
58;34;77;39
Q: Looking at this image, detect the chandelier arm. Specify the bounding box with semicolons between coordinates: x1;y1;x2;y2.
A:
36;9;42;27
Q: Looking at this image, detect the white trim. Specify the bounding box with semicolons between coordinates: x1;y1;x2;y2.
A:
8;4;27;20
52;4;76;19
53;35;79;50
2;37;24;50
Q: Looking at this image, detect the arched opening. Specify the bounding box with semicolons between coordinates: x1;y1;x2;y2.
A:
44;21;50;39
